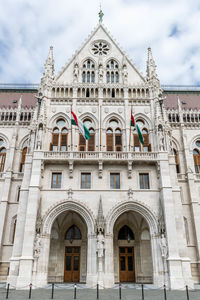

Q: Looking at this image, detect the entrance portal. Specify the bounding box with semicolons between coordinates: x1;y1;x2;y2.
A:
64;247;80;282
48;211;87;283
119;247;135;282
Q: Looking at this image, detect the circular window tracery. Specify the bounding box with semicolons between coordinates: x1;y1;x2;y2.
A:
91;40;110;56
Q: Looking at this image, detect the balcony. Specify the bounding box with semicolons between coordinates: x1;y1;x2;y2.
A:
43;151;158;163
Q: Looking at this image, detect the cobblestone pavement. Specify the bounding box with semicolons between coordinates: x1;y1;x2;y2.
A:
0;286;199;300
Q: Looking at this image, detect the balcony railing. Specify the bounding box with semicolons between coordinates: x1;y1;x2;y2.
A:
43;151;158;161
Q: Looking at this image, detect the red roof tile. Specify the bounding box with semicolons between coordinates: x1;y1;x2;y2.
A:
0;92;37;109
164;92;200;110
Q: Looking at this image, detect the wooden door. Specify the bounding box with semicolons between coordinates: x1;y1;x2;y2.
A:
64;247;80;282
119;247;135;282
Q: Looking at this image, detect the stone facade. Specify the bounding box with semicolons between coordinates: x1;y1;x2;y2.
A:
0;23;199;289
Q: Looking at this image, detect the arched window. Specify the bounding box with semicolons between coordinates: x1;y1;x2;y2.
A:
133;120;151;152
65;225;82;242
172;148;180;173
106;119;122;151
106;60;119;83
10;217;17;244
19;147;27;172
193;149;200;173
118;225;134;241
50;119;68;151
0;147;6;172
79;119;95;151
82;59;95;83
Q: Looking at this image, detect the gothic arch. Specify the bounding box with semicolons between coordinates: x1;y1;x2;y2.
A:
81;57;96;68
42;200;95;235
105;57;121;68
189;134;200;152
171;136;181;151
103;113;125;129
0;133;9;149
79;112;99;129
48;113;71;129
18;134;29;149
134;113;152;130
106;200;158;236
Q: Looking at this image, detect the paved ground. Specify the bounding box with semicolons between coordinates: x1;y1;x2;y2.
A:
0;285;199;300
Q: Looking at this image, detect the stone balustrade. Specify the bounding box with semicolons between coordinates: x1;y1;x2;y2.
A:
43;151;158;162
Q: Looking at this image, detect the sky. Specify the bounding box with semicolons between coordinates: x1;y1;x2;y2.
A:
0;0;200;85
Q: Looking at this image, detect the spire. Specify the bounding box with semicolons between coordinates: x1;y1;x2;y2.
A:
96;196;105;234
44;45;54;78
146;47;157;80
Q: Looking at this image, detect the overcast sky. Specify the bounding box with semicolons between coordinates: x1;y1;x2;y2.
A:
0;0;200;85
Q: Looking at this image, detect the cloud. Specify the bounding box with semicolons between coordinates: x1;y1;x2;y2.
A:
0;0;199;85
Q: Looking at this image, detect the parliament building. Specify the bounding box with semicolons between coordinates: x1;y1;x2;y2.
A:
0;20;200;289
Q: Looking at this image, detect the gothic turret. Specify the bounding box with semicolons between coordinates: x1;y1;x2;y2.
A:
40;46;55;92
146;47;161;90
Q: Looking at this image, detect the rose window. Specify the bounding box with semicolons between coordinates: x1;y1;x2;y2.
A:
91;41;110;55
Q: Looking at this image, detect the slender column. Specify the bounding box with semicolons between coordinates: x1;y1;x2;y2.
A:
16;152;42;288
104;234;114;288
0;131;17;257
86;233;97;287
8;154;33;286
124;88;129;152
159;152;184;289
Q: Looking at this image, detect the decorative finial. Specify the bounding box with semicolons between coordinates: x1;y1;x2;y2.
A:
99;3;104;23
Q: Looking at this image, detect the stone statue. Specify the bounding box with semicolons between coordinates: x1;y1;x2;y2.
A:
97;231;104;258
34;233;41;258
122;65;128;84
73;63;79;82
37;126;43;150
158;126;165;151
160;233;168;258
98;65;104;83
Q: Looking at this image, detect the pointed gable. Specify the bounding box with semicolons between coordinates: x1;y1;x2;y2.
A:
55;24;146;85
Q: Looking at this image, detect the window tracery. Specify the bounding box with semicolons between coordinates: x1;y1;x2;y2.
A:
50;119;68;151
106;119;122;151
91;40;110;56
0;145;6;172
133;119;151;152
79;119;95;151
106;60;119;83
82;59;95;83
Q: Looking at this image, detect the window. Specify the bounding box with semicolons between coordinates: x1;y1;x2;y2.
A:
51;173;62;189
79;119;95;151
193;141;200;173
19;147;27;172
106;119;122;151
16;186;21;202
11;218;17;244
139;173;149;189
65;225;82;241
133;121;151;152
172;148;180;173
106;60;119;83
110;173;120;189
50;119;68;151
0;147;6;172
82;59;95;83
118;225;134;240
81;173;91;189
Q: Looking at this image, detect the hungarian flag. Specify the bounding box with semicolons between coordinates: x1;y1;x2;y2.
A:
131;111;144;145
71;111;90;140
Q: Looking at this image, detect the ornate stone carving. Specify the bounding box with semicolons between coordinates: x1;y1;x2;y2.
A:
128;161;132;178
34;233;42;258
73;63;79;83
159;233;168;259
96;196;105;234
96;231;105;258
69;161;73;178
98;160;103;178
67;187;73;200
128;187;133;200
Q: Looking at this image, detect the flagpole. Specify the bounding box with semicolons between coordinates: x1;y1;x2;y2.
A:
71;104;73;151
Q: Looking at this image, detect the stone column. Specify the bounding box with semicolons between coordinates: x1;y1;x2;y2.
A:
16;151;42;289
104;234;114;288
151;234;164;287
86;233;97;287
0;132;17;257
8;154;33;287
34;234;51;287
159;152;184;289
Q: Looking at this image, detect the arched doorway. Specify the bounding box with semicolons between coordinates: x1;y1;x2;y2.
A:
48;211;87;283
113;211;153;283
